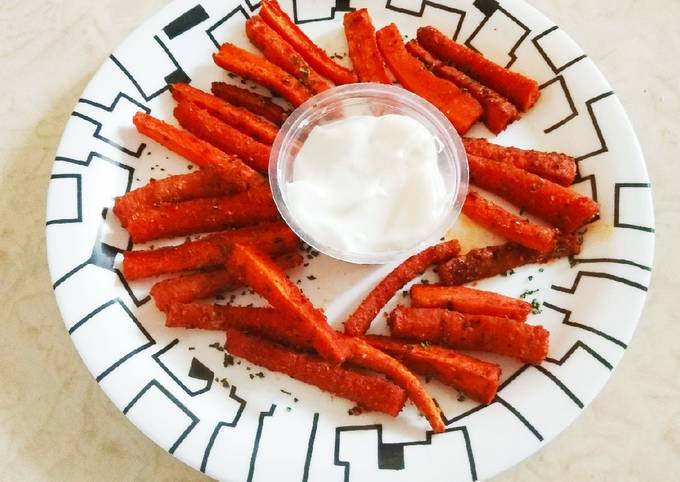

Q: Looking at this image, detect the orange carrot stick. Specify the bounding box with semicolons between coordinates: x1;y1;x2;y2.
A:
123;222;297;280
174;101;271;173
343;240;461;336
226;328;407;416
410;284;531;321
346;337;445;433
436;234;583;285
170;83;278;145
151;252;303;312
211;82;289;126
246;16;331;94
463;191;558;252
462;137;577;187
417;26;540;112
376;23;483;134
343;9;391;83
468;155;599;233
363;335;500;404
167;304;311;347
125;187;278;244
113;170;239;228
132;112;264;190
389;307;549;364
213;43;312;107
259;0;357;85
224;243;349;364
406;40;519;134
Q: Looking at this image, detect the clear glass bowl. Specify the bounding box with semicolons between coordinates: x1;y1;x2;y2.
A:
269;83;468;264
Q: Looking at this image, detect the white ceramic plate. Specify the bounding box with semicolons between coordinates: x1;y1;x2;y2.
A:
46;1;655;480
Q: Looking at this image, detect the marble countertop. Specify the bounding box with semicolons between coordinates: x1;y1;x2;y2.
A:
1;0;678;480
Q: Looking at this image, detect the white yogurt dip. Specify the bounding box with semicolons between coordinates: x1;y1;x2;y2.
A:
285;114;448;254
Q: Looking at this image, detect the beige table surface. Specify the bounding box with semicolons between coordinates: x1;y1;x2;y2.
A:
1;1;679;480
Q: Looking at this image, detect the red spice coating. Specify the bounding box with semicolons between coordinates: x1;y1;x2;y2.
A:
410;284;532;321
213;43;312;107
343;9;391;83
211;82;289;126
123;222;297;280
125;187;278;243
417;26;540;112
174;101;271;173
343;240;461;336
468;155;599;233
363;335;501;404
259;0;357;85
389;307;550;364
226;329;407;416
463;191;558;252
171;83;278;145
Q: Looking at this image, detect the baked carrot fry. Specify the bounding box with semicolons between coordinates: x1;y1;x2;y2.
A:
225;243;349;364
463;191;558;252
211;82;290;126
123;222;297;280
346;337;445;433
259;0;357;85
343;9;391;83
213;43;312;107
363;335;500;404
436;234;583;285
417;26;540;112
132;112;264;190
152;253;303;312
463;137;577;186
406;40;519;134
246;16;331;94
468;155;599;233
113;170;238;228
389;307;549;364
125;187;278;244
226;329;407;416
343;240;460;337
376;24;483;134
410;284;531;321
167;305;311;350
171;83;278;145
174;101;271;173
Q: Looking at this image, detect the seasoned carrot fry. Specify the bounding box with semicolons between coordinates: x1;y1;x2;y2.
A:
170;83;278;145
376;24;483;134
343;9;391;83
436;234;583;285
406;40;519;134
410;284;531;321
113;170;238;228
417;26;540;112
246;16;331;94
363;335;500;404
167;305;311;349
346;337;445;433
389;307;549;364
152;253;303;312
463;191;558;252
463;137;577;186
468;155;599;233
224;243;349;364
125;187;278;243
343;240;461;336
123;222;297;280
211;82;289;126
133;112;264;190
174;101;271;173
226;329;407;416
213;43;312;107
259;0;357;85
